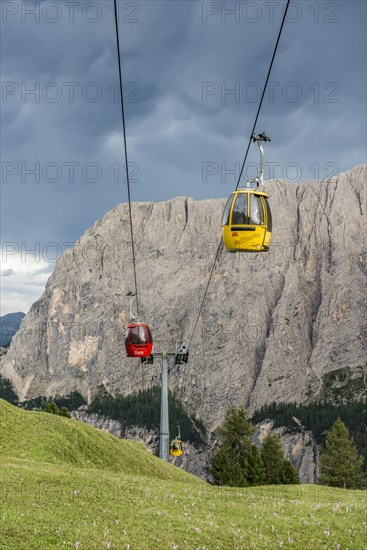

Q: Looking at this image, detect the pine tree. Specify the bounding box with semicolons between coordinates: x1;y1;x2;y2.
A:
60;407;71;418
44;401;60;415
244;444;266;486
209;406;256;486
261;434;299;484
229;463;247;487
318;418;366;489
210;446;231;486
281;460;300;484
261;435;285;484
217;405;255;458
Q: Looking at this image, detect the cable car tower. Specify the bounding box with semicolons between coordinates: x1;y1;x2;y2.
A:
142;344;188;462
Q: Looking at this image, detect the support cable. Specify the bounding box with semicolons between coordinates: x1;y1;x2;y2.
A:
235;0;290;190
113;0;140;316
187;0;291;349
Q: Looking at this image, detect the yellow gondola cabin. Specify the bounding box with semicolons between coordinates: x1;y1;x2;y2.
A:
169;438;183;457
222;132;272;252
222;188;272;252
170;425;183;457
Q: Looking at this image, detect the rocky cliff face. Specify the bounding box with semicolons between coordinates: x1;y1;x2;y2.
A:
1;166;366;439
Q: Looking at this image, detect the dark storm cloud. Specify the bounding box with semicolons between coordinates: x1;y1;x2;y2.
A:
1;1;366;267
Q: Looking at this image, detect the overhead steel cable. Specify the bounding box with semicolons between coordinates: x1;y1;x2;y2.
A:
188;239;224;349
113;0;140;317
235;0;291;190
187;0;291;350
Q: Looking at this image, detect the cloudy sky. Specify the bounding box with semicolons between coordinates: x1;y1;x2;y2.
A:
1;0;366;315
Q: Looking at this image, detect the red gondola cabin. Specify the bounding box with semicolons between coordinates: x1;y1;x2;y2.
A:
125;323;153;358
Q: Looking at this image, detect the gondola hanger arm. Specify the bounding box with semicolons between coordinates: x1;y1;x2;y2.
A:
245;131;271;189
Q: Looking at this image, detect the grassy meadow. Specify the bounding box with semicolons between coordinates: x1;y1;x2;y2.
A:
0;399;365;549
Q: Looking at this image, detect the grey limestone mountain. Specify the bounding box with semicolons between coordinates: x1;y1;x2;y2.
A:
1;165;366;443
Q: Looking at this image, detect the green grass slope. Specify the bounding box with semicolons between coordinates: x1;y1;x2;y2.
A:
1;400;366;549
0;399;198;482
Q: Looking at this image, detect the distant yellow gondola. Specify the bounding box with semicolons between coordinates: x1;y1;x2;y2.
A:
169;438;183;457
222;132;272;253
170;425;183;457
